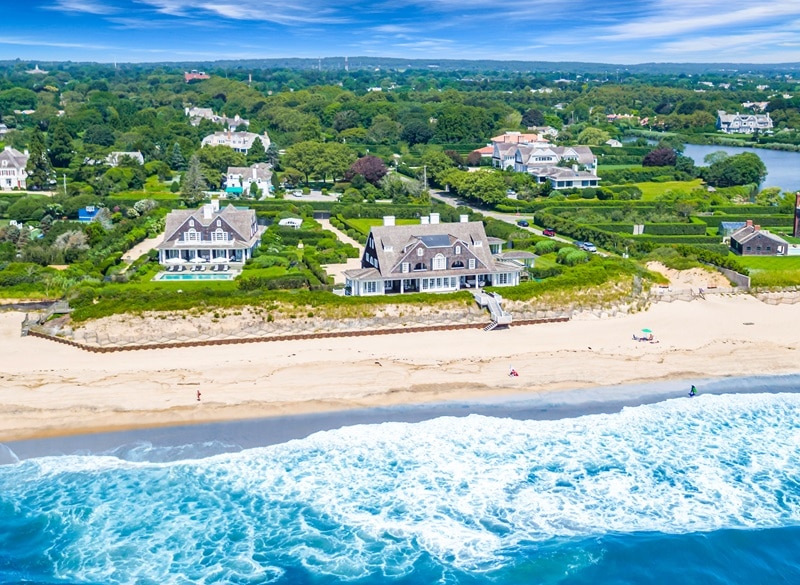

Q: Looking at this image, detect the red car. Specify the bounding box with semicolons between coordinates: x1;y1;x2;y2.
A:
542;228;556;237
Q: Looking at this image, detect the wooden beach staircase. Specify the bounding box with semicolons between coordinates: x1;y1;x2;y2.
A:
473;290;512;331
21;301;72;336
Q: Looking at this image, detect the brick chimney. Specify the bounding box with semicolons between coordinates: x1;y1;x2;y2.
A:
746;219;753;227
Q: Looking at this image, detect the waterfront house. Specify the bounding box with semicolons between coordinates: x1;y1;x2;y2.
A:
156;200;263;266
730;221;787;256
0;146;29;191
343;214;522;296
717;111;773;134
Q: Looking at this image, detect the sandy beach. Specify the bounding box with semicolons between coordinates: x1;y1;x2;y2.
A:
1;292;799;442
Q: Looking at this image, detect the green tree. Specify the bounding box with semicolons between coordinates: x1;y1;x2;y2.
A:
283;141;325;185
83;124;115;147
246;136;266;165
577;127;611;146
521;108;545;127
319;143;356;184
25;129;55;191
419;149;455;187
704;152;767;188
48;121;74;168
197;145;246;174
400;119;433;146
169;142;187;171
181;155;207;206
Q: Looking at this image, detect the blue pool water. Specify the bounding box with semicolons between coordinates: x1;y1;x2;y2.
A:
2;391;800;583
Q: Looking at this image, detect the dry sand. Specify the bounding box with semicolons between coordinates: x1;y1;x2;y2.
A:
2;293;799;442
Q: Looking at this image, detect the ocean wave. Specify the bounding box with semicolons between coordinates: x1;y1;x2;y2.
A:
1;392;799;583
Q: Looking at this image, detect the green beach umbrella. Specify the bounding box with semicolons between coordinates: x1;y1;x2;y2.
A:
641;328;652;333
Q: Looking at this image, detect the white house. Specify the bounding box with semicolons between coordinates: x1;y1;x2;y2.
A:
344;214;522;296
105;151;144;166
717;111;773;134
0;146;29;191
225;163;272;197
530;165;601;190
185;107;249;129
201;130;270;154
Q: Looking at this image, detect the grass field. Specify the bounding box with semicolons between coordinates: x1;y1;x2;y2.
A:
735;255;800;271
634;179;704;200
345;218;419;235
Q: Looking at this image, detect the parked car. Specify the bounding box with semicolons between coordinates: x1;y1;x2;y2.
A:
543;228;556;237
516;219;529;227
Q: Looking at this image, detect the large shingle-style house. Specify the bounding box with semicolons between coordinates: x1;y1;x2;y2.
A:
530;166;601;190
156;201;263;265
344;214;523;296
730;221;787;256
186;107;249;129
717;110;773;134
225;163;273;197
201;130;270;154
0;146;29;191
514;145;597;173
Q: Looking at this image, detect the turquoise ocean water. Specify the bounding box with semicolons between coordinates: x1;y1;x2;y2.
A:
2;390;800;584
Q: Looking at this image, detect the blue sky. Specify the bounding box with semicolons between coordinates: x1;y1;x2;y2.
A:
2;0;800;64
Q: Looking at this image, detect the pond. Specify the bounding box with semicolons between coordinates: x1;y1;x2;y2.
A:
682;143;800;192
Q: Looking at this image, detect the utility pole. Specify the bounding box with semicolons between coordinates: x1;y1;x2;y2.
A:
62;173;67;197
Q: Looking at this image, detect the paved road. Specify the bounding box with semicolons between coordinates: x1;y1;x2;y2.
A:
430;190;575;245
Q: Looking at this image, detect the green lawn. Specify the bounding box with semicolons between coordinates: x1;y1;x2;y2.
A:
633;179;704;201
735;255;800;271
345;218;419;235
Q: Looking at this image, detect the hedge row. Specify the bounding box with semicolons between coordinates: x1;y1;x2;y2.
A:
676;245;749;274
630;235;720;245
333;203;431;219
700;215;793;229
533;211;655;256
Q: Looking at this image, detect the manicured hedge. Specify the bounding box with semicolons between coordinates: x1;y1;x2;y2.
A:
643;223;708;236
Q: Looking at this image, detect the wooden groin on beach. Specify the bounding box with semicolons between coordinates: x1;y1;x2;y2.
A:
24;316;571;353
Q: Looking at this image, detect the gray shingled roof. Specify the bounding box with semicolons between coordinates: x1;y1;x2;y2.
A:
370;221;505;277
0;146;28;169
158;203;259;250
730;225;787;245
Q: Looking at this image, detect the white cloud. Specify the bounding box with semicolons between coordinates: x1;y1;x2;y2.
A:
48;0;118;15
602;1;800;40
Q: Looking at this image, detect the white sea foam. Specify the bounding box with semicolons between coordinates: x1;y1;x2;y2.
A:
2;392;800;583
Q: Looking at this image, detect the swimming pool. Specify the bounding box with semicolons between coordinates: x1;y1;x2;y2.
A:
155;273;234;281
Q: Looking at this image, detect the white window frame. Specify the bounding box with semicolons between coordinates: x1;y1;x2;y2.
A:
468;258;476;270
184;229;201;242
433;254;446;271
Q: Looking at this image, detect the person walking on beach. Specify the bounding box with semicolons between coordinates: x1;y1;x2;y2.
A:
196;389;202;402
689;385;697;397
